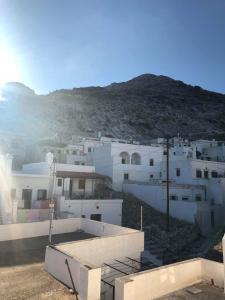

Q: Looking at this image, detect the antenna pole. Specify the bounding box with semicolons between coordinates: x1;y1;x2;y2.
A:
166;137;170;232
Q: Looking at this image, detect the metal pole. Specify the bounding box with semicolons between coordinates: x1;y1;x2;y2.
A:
49;158;56;244
166;137;170;232
140;205;143;231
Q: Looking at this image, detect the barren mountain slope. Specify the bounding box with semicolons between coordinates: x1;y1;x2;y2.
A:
1;74;225;142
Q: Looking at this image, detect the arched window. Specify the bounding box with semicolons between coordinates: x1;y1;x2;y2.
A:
131;153;141;165
120;152;130;164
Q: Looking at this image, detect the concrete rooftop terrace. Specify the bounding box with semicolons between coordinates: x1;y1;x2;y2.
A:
0;231;95;299
0;231;95;267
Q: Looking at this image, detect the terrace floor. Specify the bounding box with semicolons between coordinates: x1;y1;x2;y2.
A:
0;231;95;299
0;231;95;267
158;282;225;300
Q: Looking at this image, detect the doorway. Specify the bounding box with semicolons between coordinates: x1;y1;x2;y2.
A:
22;189;32;209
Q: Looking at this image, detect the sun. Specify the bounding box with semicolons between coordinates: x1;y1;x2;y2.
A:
0;47;20;99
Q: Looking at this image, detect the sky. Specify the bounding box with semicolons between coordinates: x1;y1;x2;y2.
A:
0;0;225;94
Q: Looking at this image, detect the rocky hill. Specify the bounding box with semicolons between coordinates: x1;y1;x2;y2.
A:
1;74;225;142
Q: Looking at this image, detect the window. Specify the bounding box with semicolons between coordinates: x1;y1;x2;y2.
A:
11;189;16;199
196;195;202;202
37;189;47;200
170;195;178;201
57;149;61;154
90;214;102;221
66;150;70;154
81;215;86;218
182;196;189;201
211;171;218;178
57;178;62;187
74;161;80;165
120;152;129;164
78;179;85;189
149;159;154;166
88;147;92;153
131;153;141;165
196;169;202;178
204;170;209;178
72;150;77;155
124;173;129;180
81;162;85;165
176;168;181;177
150;174;154;179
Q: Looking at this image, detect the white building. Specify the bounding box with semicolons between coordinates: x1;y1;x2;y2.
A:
93;142;164;191
123;139;225;234
1;153;123;225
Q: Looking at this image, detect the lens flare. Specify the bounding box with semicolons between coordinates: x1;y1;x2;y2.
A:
0;47;20;99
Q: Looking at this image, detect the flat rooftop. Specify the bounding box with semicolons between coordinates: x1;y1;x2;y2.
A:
0;231;95;299
0;263;75;300
158;282;225;300
0;231;95;267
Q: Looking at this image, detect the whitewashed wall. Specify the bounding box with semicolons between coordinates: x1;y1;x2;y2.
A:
60;198;123;225
55;228;144;266
0;218;81;241
115;258;224;300
45;246;101;300
123;182;202;223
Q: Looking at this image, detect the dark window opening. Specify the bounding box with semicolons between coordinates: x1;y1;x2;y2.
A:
204;170;209;178
90;214;102;221
211;171;218;178
124;173;129;180
176;168;181;177
57;178;62;187
196;195;202;202
196;169;202;178
78;179;85;189
37;189;47;200
149;159;154;166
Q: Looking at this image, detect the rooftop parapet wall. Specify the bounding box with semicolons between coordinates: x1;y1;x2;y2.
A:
0;218;81;241
0;217;139;242
115;258;224;300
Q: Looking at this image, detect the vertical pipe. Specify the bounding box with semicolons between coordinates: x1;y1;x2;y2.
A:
141;205;143;231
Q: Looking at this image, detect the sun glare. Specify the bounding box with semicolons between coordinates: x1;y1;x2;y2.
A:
0;47;20;99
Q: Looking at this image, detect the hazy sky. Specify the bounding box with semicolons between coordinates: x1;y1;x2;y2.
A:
0;0;225;94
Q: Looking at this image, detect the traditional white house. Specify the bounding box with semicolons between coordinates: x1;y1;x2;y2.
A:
0;152;123;225
93;142;164;191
